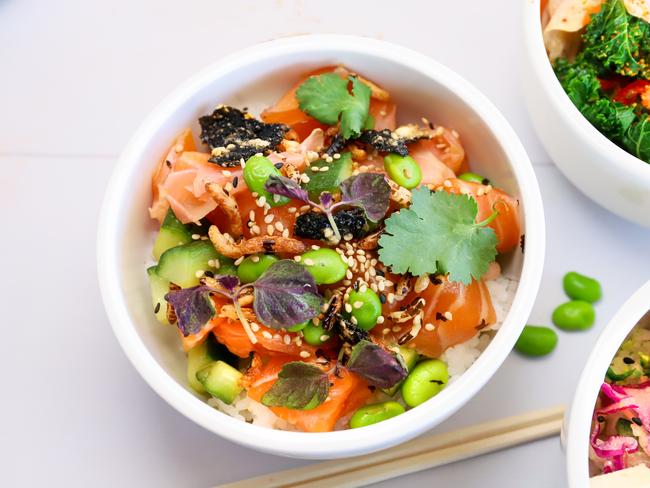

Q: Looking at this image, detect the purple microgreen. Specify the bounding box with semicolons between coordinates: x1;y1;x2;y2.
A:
319;191;333;208
265;172;390;244
261;362;330;410
252;260;322;329
345;340;408;389
264;174;310;203
217;274;240;293
164;286;216;337
337;173;390;222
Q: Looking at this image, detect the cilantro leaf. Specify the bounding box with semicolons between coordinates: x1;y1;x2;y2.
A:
582;0;650;78
296;73;371;139
378;189;498;284
346;340;408;389
261;362;329;410
164;286;216;337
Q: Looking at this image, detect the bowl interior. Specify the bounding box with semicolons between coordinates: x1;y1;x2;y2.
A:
102;37;541;458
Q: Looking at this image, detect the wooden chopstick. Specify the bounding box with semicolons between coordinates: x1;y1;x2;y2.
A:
217;405;564;488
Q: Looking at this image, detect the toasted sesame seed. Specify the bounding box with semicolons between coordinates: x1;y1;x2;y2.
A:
320;335;330;342
251;255;260;263
195;270;204;278
296;338;303;346
207;259;215;267
299;205;311;212
377;316;385;324
282;229;289;238
264;214;274;224
288;207;297;214
444;311;453;320
251;225;261;235
251;322;260;332
283;335;291;345
294;256;302;262
249;210;256;221
311;245;320;251
392;326;401;332
213;259;221;269
234;256;245;266
387;292;395;304
174;143;183;153
274;221;284;231
342;280;352;286
333;153;341;159
345;303;353;313
273;194;281;203
303;258;314;266
358;255;367;263
320;166;330;172
262;331;273;339
382;327;390;335
370;283;378;292
351;316;358;325
301;174;310;183
359;285;368;293
251;191;258;198
443;180;452;188
425;323;435;331
267;225;275;235
192;233;200;240
353;301;363;309
324;228;334;238
300;351;310;358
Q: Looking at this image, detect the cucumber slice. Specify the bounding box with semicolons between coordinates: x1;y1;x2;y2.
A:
147;266;170;325
153;208;193;260
157;240;233;288
382;346;419;396
196;361;244;404
187;337;240;394
303;152;353;200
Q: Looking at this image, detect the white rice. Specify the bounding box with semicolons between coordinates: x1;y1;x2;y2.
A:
208;274;519;428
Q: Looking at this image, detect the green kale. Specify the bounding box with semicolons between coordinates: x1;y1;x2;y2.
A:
622;116;650;161
581;0;650;78
554;56;635;141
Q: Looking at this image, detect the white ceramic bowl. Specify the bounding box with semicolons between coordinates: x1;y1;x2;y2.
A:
565;280;650;486
97;35;545;459
523;0;650;228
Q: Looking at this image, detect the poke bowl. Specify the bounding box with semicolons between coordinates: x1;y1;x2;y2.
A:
565;279;650;487
523;0;650;228
97;35;544;459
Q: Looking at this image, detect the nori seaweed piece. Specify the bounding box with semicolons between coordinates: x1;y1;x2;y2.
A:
357;126;432;156
199;106;288;167
324;133;345;156
294;208;368;241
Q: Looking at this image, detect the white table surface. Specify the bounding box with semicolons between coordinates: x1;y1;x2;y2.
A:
2;0;649;486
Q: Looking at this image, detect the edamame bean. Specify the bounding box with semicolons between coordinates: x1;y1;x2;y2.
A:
349;401;405;428
458;172;489;185
300;248;348;284
552;300;596;331
243;155;290;207
384;154;422;189
287;320;308;332
218;263;238;276
563;271;602;303
236;254;278;283
347;288;382;330
514;325;558;357
401;359;449;407
302;322;330;346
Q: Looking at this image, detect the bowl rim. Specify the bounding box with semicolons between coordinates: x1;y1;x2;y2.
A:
565;280;650;486
523;0;650;181
97;34;545;459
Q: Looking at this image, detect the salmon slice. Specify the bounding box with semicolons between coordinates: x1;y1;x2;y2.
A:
373;276;496;358
443;178;521;254
244;355;371;432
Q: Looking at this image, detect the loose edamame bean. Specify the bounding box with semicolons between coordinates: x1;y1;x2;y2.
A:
302;322;330;346
349;401;405;428
384;154;422;189
458;172;489;185
552;300;596;331
300;248;348;284
347;288;382;330
401;359;449;407
237;254;278;283
563;271;602;303
243;156;290;207
514;325;558;357
287;320;308;332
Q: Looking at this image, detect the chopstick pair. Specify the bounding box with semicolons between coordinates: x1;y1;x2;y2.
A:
217;405;564;488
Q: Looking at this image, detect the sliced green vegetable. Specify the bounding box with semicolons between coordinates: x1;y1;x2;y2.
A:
153;208;193;260
349;401;405;428
606;366;635;382
303;152;353;200
384;154;422;189
147;266;170;325
458;172;488;185
157;240;232;288
196;360;243;404
382;346;418;396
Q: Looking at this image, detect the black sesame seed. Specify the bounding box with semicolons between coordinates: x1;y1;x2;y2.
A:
597;415;605;422
353;281;360;291
204;270;215;278
376;269;385;277
232;176;238;188
633;417;643;426
379;293;386;304
274;162;283;169
624;357;635;364
154;302;161;314
481;178;490;185
165;160;172;168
